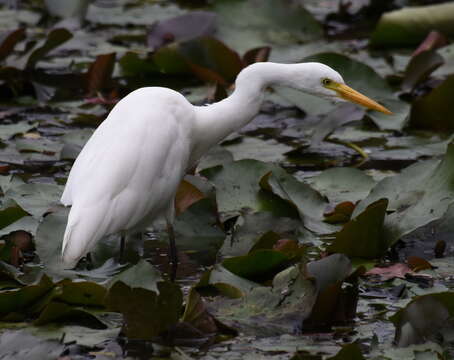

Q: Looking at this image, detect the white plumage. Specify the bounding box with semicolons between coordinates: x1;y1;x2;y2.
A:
61;62;390;273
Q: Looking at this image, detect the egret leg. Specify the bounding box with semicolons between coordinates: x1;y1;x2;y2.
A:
119;232;125;263
166;222;178;282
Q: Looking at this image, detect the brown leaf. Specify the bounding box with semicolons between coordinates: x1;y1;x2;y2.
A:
434;240;446;258
85;53;116;95
9;230;33;252
242;46;271;66
407;256;433;272
175;180;205;216
323;201;355;224
0;28;26;62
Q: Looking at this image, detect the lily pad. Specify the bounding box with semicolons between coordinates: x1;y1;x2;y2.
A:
307;167;375;204
106;280;183;340
371;2;454;47
410;74;454;132
390;292;454;347
354;142;454;246
201;159;297;220
327;199;389;259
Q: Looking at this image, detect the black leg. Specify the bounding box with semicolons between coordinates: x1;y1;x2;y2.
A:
167;222;178;282
119;233;125;263
86;252;93;269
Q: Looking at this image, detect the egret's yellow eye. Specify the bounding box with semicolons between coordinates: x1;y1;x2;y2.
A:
322;78;332;86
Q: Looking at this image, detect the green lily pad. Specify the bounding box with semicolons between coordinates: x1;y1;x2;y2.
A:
222;249;290;281
390;292;454;347
260;171;338;235
108;259;162;293
213;263;317;336
371;2;454;47
219;212;300;258
0;330;64;360
213;0;322;53
201;159;298;220
327;199;389;259
4;182;63;219
410;74;454;132
327;343;365;360
174;198;225;265
106;280;183;340
0;274;53;319
354;142;454;246
306;167;375;205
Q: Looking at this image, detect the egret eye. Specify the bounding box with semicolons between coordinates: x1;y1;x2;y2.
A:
322;78;332;86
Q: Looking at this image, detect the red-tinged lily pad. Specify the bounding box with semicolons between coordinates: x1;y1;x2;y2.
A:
412;31;448;57
327;198;389;259
365;263;412;280
401;50;444;92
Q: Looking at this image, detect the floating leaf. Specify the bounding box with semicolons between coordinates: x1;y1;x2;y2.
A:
327;199;388;259
202;159;297;221
147;11;217;51
175;179;205;216
25;28;73;69
410;74;454;131
354;143;454;246
106;280;183;340
0;28;26;62
260;170;337;235
390;292;454;347
371;3;454;47
402;50;444;92
365;263;412;280
222;249;290;282
85;53;116;95
327;343;365;360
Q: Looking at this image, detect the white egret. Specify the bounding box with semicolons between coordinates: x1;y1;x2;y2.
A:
61;62;391;280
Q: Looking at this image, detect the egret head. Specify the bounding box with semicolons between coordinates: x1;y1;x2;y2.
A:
291;62;392;115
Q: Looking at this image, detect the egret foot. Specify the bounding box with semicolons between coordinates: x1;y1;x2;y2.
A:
167;222;178;282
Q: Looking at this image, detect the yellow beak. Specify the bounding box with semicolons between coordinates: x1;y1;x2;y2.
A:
328;82;392;115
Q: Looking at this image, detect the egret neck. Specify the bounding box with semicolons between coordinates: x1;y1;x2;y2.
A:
191;62;293;163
